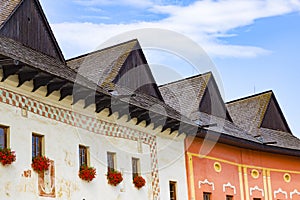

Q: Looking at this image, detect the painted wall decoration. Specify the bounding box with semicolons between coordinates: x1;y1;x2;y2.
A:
38;160;55;197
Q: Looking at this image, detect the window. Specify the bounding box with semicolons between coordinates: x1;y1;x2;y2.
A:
169;181;177;200
0;125;8;149
203;192;211;200
79;145;88;167
132;157;140;179
32;134;43;159
226;195;233;200
253;198;261;200
107;152;116;171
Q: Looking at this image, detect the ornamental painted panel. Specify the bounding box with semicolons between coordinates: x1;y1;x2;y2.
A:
38;160;55;197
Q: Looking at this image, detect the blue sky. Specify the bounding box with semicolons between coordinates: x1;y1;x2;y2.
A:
40;0;300;136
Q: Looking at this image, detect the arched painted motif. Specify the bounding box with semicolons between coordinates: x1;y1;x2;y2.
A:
198;179;215;191
250;185;264;197
223;182;236;195
274;188;288;199
290;189;300;199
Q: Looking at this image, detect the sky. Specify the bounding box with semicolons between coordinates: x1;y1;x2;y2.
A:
39;0;300;137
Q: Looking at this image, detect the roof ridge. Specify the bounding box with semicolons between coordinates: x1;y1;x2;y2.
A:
66;39;139;62
158;71;212;88
226;90;273;105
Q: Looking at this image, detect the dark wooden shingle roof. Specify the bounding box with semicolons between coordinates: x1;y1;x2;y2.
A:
226;91;299;151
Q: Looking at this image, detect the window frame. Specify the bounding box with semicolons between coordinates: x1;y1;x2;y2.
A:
169;181;177;200
79;145;89;167
32;133;44;159
107;152;116;172
132;157;140;179
0;125;9;149
203;192;211;200
226;195;233;200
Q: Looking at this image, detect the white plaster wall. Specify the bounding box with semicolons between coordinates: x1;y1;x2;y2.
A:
0;99;154;200
0;75;189;200
157;133;189;200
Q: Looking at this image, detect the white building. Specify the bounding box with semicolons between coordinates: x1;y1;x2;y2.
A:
0;0;190;199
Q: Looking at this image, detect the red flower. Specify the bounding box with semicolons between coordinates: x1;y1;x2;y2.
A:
31;156;50;173
133;175;146;189
0;148;16;166
79;165;96;182
106;170;123;186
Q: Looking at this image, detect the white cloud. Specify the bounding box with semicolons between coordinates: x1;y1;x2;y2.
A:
74;0;154;8
52;0;300;59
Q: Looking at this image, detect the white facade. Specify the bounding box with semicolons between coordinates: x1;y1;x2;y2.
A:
0;74;188;199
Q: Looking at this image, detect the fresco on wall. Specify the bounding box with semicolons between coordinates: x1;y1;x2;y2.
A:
38;160;55;197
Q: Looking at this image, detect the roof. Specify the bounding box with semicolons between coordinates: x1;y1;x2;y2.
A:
197;111;261;143
226;90;299;151
0;35;193;130
226;90;291;133
258;128;300;150
0;0;21;28
159;72;232;121
0;36;108;93
0;0;65;62
159;72;211;117
67;39;138;90
226;90;272;133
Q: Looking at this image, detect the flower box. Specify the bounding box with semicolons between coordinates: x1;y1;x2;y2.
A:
0;148;16;166
79;165;96;182
133;175;146;189
106;170;123;186
31;156;50;173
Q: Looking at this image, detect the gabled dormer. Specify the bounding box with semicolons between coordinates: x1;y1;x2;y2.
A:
67;39;164;101
226;90;291;134
0;0;65;62
159;72;232;121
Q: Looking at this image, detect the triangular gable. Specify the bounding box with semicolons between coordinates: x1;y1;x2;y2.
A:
112;41;164;101
226;91;272;132
261;93;291;133
0;0;65;62
67;39;164;101
199;75;232;121
158;72;232;121
159;72;211;117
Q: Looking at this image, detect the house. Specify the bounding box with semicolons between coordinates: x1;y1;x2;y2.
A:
0;0;191;199
1;0;300;200
159;74;300;200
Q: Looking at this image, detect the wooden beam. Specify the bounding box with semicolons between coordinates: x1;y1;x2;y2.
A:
17;68;39;87
59;84;74;101
0;58;20;66
152;116;167;129
72;89;93;105
1;65;22;81
84;93;110;108
136;111;150;125
46;79;67;96
111;99;130;119
32;74;54;92
95;97;112;113
161;118;179;133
